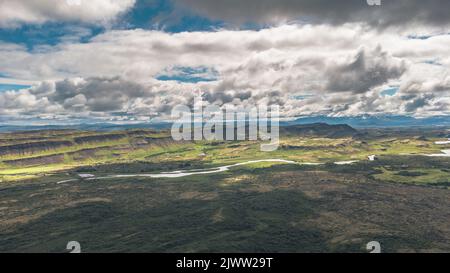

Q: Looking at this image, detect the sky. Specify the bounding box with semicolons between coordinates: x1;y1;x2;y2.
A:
0;0;449;124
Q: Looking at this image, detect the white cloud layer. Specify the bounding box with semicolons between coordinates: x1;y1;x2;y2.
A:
0;24;450;121
0;0;136;27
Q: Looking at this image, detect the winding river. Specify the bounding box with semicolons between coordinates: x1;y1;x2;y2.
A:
425;149;450;157
57;159;327;184
56;138;450;184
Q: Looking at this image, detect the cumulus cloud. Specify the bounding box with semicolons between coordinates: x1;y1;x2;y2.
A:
0;76;203;120
1;24;450;120
326;46;406;93
0;0;136;28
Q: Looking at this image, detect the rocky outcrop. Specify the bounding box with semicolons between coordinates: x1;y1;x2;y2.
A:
0;141;73;156
73;134;126;144
3;154;65;166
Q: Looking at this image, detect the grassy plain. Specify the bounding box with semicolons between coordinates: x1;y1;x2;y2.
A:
0;125;449;252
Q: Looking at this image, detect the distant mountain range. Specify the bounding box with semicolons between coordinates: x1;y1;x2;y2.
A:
0;122;172;133
284;115;450;128
281;123;358;138
0;115;449;133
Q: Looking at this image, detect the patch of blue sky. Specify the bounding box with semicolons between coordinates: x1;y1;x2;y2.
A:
0;84;31;92
164;15;224;32
0;0;273;52
157;75;216;83
291;94;314;100
423;59;443;66
122;0;224;32
381;87;399;97
407;34;432;40
0;22;102;51
157;66;218;83
120;0;172;29
407;32;450;40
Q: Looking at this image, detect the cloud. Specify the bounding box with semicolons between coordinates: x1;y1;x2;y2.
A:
176;0;450;29
0;24;450;120
50;77;150;112
0;0;136;28
0;76;203;120
404;94;435;113
326;46;406;93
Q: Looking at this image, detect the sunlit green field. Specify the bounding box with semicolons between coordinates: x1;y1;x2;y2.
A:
0;127;448;185
1;126;449;253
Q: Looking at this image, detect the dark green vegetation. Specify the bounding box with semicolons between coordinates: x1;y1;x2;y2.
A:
0;124;449;252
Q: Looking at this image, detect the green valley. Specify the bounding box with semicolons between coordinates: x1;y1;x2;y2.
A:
0;124;449;252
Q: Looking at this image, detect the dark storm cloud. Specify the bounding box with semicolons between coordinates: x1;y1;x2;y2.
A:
176;0;450;27
326;47;406;93
203;90;252;104
50;77;151;112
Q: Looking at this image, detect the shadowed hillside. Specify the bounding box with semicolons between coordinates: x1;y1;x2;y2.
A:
281;123;358;138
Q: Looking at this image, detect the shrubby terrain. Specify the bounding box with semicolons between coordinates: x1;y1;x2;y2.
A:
0;124;449;252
